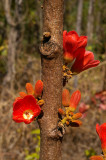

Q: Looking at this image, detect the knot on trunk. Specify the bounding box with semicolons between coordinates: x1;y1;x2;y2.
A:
48;125;65;141
40;32;62;59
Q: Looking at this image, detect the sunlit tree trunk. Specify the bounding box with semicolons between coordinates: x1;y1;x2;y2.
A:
4;26;19;91
38;0;64;160
76;0;83;35
96;0;101;36
2;0;24;95
87;0;95;45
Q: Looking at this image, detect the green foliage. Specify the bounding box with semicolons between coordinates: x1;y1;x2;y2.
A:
25;129;40;160
85;148;96;158
31;129;40;135
64;0;77;31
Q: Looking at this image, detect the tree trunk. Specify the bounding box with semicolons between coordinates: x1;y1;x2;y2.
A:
87;0;95;45
96;0;101;36
39;0;64;160
76;0;83;35
2;25;20;91
2;0;23;96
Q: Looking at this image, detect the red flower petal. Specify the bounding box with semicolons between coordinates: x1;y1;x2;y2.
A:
77;36;87;48
71;51;100;73
82;60;100;71
96;123;106;154
13;97;22;106
90;155;104;160
67;30;79;39
63;30;88;63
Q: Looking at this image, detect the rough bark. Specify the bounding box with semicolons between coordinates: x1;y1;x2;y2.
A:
38;0;64;160
76;0;83;35
87;0;95;45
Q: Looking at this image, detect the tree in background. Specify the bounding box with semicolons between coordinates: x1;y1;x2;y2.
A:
87;0;95;45
2;0;24;96
76;0;83;35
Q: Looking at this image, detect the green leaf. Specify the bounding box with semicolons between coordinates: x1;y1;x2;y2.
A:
31;129;40;135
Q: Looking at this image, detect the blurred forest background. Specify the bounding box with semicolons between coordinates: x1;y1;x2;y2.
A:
0;0;106;160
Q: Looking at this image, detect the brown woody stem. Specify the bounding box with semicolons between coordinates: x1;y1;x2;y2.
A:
38;0;64;160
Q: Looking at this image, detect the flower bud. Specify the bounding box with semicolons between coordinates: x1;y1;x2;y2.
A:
26;83;34;95
19;92;27;98
58;108;65;115
62;89;70;107
72;113;82;120
69;90;81;111
35;80;43;98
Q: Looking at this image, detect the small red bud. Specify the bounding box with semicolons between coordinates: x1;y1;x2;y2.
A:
35;80;43;98
69;90;81;110
58;108;65;115
62;89;70;107
19;92;27;98
72;113;82;119
26;83;34;95
66;121;70;126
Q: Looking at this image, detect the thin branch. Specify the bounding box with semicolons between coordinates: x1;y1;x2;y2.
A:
3;0;17;26
3;0;28;26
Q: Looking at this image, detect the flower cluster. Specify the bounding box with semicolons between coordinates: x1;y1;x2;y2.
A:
58;89;82;127
12;80;44;124
90;123;106;160
63;30;100;74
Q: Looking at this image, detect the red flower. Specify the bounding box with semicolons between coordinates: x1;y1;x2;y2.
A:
71;51;100;74
90;155;104;160
96;123;106;155
63;30;87;63
12;95;41;124
69;90;81;111
79;102;89;113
